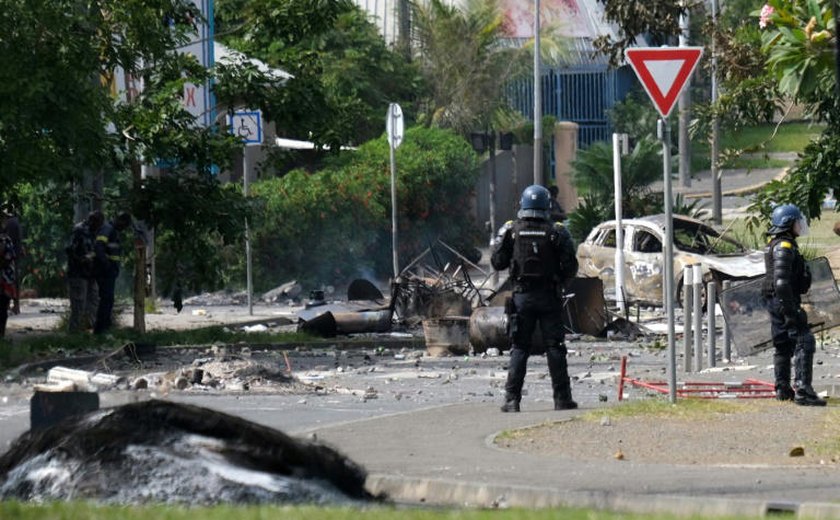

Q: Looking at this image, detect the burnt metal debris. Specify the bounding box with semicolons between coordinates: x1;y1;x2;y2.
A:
720;257;840;356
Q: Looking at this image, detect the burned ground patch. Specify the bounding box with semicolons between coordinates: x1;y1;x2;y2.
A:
0;400;376;505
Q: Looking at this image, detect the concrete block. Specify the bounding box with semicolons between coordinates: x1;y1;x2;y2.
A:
30;391;99;431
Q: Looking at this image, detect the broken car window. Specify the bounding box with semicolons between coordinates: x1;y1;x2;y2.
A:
633;230;662;253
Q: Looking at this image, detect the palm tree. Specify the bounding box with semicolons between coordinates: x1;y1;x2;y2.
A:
410;0;529;135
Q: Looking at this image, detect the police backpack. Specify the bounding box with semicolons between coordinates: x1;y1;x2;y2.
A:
511;220;556;283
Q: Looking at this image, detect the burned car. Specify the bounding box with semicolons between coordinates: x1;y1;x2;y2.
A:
576;215;765;305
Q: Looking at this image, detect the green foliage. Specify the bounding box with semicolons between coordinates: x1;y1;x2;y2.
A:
593;0;687;66
607;91;660;140
216;0;421;149
673;194;710;221
572;137;662;199
12;183;74;296
133;174;251;296
0;0;203;197
249;127;480;289
759;0;840;123
411;0;531;135
566;194;609;244
749;128;840;228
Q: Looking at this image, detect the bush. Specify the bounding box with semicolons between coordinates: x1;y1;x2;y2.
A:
250;127;481;290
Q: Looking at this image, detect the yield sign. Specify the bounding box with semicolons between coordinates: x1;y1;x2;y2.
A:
625;47;704;118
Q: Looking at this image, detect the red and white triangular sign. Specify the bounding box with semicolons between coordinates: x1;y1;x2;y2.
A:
625;47;704;118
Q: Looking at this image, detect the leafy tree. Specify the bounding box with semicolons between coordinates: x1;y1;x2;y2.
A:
411;0;532;135
593;0;687;66
748;0;840;225
215;0;421;150
0;0;275;302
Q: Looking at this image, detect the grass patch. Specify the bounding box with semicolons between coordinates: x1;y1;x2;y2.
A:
691;122;824;171
581;398;749;422
724;216;840;258
0;503;767;520
0;326;316;371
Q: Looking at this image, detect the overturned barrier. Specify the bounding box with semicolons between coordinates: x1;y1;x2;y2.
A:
618;356;776;400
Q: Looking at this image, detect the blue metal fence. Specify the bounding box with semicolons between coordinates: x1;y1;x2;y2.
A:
507;60;635;175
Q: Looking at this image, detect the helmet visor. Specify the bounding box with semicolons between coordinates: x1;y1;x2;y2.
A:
794;216;810;237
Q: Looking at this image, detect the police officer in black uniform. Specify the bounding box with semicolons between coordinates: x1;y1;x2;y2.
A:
763;203;825;406
93;212;132;335
491;185;578;412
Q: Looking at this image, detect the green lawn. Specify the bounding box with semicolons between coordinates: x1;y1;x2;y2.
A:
724;216;839;257
691;122;824;171
0;503;766;520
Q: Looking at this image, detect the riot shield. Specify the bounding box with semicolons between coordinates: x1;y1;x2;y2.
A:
719;257;840;357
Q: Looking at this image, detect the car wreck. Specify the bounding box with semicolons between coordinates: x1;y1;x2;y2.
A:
576;215;765;306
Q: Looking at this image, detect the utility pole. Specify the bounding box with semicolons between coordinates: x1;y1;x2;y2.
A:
711;0;722;224
678;3;691;189
533;0;542;185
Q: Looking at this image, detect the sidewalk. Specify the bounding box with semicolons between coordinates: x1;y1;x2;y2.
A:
649;167;788;200
313;402;840;516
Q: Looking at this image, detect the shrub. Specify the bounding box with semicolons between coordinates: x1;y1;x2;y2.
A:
250;127;481;290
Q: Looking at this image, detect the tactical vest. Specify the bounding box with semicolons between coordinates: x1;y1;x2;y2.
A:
762;237;779;298
763;235;804;298
511;220;556;283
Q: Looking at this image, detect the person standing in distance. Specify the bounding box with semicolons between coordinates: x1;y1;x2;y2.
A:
763;204;825;406
67;211;104;332
491;185;578;412
93;212;132;335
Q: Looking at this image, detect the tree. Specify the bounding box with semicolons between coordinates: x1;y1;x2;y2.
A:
748;0;840;224
0;0;278;304
215;0;422;150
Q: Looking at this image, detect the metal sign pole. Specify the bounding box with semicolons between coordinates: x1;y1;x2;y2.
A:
390;109;399;279
533;0;542;185
659;118;676;403
244;151;253;316
613;133;626;316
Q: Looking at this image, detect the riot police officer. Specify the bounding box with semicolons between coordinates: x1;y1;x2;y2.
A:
763;204;825;406
491;185;578;412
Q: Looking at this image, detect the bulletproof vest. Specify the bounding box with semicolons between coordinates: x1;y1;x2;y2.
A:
763;235;804;298
511;219;556;283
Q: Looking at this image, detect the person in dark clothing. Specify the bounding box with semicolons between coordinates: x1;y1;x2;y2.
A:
0;212;16;338
547;185;567;222
67;211;104;332
491;185;579;412
763;204;825;406
93;212;131;334
1;203;23;315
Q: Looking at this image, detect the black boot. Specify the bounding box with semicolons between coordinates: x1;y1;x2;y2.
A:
795;384;826;406
773;349;792;401
547;343;577;410
794;333;825;406
775;384;795;401
501;346;529;413
500;395;521;413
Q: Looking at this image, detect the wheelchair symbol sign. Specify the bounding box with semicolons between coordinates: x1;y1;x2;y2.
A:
228;110;263;145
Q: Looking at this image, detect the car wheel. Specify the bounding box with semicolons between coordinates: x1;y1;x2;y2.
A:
676;274;708;311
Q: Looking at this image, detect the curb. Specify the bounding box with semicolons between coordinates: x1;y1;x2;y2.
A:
682;168;789;200
366;474;840;518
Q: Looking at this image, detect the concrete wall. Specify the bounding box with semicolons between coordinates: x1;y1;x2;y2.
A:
553;121;579;213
